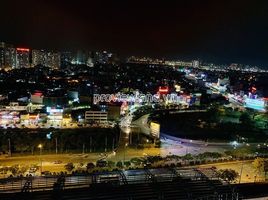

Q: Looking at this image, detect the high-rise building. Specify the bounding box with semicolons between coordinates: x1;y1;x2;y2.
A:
93;51;110;64
46;51;60;69
60;51;72;67
0;42;5;68
16;48;30;68
32;49;46;67
192;60;200;68
32;49;60;69
70;50;90;65
5;45;16;68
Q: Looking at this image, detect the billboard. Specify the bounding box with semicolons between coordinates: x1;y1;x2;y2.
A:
150;122;160;138
244;98;265;111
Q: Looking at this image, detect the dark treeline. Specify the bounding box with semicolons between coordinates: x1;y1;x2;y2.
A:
154;110;268;142
0;127;120;155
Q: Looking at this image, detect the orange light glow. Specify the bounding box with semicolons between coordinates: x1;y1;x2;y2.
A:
16;48;30;52
158;86;169;93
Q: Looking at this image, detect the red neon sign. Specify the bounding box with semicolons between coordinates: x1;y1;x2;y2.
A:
16;48;30;52
158;86;169;93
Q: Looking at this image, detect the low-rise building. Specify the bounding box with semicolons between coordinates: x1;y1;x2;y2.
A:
85;111;107;124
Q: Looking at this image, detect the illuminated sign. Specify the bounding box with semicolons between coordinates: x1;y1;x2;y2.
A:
47;107;63;113
244;98;265;111
150;122;160;138
16;48;30;52
158;86;169;93
174;84;181;92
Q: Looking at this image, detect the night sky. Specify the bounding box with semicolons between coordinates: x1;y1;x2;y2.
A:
1;0;268;66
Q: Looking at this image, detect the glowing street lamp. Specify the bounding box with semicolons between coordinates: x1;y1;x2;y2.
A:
124;143;128;167
38;144;43;174
231;141;238;149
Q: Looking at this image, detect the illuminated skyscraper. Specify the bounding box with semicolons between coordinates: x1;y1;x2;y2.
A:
5;45;16;68
16;48;30;68
32;49;60;69
32;49;46;67
192;60;200;68
47;51;60;69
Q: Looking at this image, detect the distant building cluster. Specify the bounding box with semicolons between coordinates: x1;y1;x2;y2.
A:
61;50;119;67
127;56;268;73
0;42;60;69
32;49;60;69
0;41;119;70
127;56;194;67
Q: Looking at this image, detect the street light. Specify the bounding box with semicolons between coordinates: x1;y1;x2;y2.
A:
124;143;128;167
8;138;11;157
239;162;244;184
231;141;238;149
38;144;43;175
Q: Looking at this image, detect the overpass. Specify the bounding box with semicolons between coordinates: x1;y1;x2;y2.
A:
131;109;207;136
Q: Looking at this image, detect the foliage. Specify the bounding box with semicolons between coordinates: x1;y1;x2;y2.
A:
252;157;267;173
124;161;131;167
130;157;143;165
146;156;163;164
10;165;19;176
239;112;253;129
86;162;95;170
107;161;115;168
182;153;193;160
64;162;75;172
217;169;239;182
206;106;220;123
19;165;29;174
0;127;119;154
116;161;123;168
197;152;222;159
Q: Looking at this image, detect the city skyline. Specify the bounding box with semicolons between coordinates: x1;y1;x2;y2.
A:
0;1;268;199
1;40;268;71
1;1;268;66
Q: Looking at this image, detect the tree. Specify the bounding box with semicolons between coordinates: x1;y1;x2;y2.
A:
183;153;193;160
0;167;8;175
86;162;95;171
107;161;115;168
217;169;239;182
207;106;220;123
116;161;123;168
19;165;28;175
124;161;131;168
64;162;75;172
239;112;253;129
253;157;268;176
10;165;19;176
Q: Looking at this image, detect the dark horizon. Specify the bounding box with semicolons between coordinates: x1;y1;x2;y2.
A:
1;0;268;67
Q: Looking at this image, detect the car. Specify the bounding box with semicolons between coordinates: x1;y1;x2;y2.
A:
53;160;62;164
29;167;37;173
96;160;107;167
41;171;51;176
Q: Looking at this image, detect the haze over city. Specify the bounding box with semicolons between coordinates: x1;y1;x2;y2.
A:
1;0;268;66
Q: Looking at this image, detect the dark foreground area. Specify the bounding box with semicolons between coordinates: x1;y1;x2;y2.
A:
1;180;268;200
0;167;268;200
